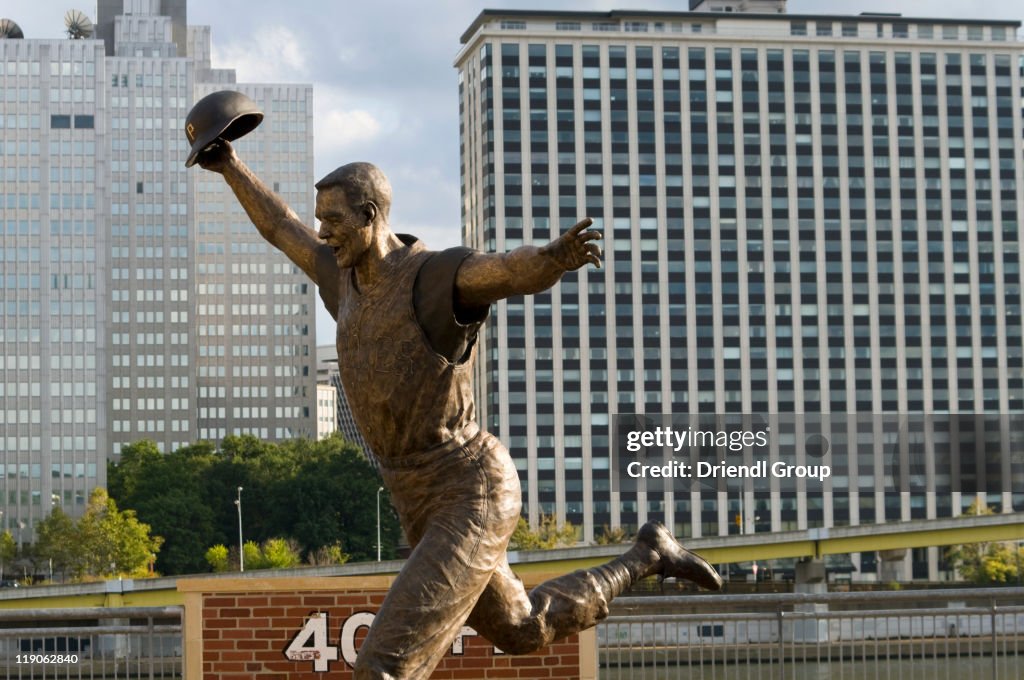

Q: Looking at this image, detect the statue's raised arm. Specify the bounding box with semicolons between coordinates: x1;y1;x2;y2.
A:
197;140;331;288
455;217;602;310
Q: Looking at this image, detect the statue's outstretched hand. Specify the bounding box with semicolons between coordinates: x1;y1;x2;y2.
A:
540;218;602;271
196;138;238;174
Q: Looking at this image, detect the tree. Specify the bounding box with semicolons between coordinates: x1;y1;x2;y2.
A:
594;525;629;545
205;545;230;573
76;489;163;579
110;441;223;575
0;531;14;582
946;499;1023;584
257;538;302;569
35;507;78;581
509;514;578;551
306;542;350;567
108;433;400;574
231;538;302;570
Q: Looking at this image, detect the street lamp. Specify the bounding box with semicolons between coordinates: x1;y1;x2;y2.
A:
234;487;244;572
377;486;384;562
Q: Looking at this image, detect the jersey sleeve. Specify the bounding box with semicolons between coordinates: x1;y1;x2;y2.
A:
413;246;490;364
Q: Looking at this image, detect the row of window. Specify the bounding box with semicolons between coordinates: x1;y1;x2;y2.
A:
50;114;93;129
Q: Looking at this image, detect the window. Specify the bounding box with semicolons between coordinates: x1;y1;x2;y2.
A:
74;114;93;128
50;114;70;128
500;20;526;30
555;22;580;31
790;21;807;36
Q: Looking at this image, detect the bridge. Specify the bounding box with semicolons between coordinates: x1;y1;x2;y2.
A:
1;513;1022;609
507;512;1024;575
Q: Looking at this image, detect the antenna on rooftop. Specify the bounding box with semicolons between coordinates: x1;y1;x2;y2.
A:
64;9;94;39
0;18;25;39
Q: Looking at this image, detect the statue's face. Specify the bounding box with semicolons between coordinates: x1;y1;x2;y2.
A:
316;186;373;268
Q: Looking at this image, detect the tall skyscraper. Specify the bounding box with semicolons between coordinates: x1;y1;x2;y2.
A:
104;1;195;458
1;28;107;543
0;0;315;542
456;3;1024;580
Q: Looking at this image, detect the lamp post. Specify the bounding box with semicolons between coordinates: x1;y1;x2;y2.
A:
234;487;244;572
376;486;384;562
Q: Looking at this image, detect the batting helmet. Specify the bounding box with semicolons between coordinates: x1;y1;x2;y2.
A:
184;90;264;167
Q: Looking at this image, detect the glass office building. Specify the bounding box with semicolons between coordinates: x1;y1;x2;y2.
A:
456;3;1024;580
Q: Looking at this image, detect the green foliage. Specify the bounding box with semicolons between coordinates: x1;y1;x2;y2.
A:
247;538;302;570
594;525;629;545
0;530;15;580
306;542;350;567
35;506;77;577
242;541;263;569
946;499;1023;584
33;489;163;582
205;545;230;573
109;433;399;574
509;514;578;551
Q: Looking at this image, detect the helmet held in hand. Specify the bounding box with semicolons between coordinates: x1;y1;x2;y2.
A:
184;90;263;167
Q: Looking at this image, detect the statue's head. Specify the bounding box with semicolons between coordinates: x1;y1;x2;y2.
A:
315;162;392;225
315;163;394;269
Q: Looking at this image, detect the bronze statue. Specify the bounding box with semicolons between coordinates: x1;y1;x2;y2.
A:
196;142;723;679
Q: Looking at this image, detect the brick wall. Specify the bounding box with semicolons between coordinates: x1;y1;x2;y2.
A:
180;575;596;680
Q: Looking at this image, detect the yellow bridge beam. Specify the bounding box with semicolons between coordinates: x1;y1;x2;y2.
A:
510;512;1024;574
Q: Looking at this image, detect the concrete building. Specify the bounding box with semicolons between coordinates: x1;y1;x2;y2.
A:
316;343;376;463
104;1;195;458
0;0;315;541
456;3;1024;580
0;30;107;540
315;383;337;440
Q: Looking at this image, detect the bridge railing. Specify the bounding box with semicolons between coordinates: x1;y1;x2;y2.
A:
599;587;1024;679
0;606;182;680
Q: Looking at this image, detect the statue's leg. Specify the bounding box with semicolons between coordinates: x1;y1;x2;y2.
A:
354;433;521;679
466;522;723;655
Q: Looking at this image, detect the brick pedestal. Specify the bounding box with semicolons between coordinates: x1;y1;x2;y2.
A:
180;575;596;679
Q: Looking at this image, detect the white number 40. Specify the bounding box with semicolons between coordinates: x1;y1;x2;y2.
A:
283;612;341;672
284;611;493;673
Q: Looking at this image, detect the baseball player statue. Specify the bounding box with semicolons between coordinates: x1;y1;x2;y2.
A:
189;91;722;680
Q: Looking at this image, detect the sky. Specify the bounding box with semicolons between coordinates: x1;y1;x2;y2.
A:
4;1;1024;345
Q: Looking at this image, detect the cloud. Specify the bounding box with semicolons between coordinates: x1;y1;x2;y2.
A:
318;108;383;150
210;27;309;83
311;87;401;184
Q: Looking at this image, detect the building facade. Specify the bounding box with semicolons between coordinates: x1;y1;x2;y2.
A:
316;343;376;464
315;383;337;440
0;34;107;543
0;0;315;542
456;5;1024;580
